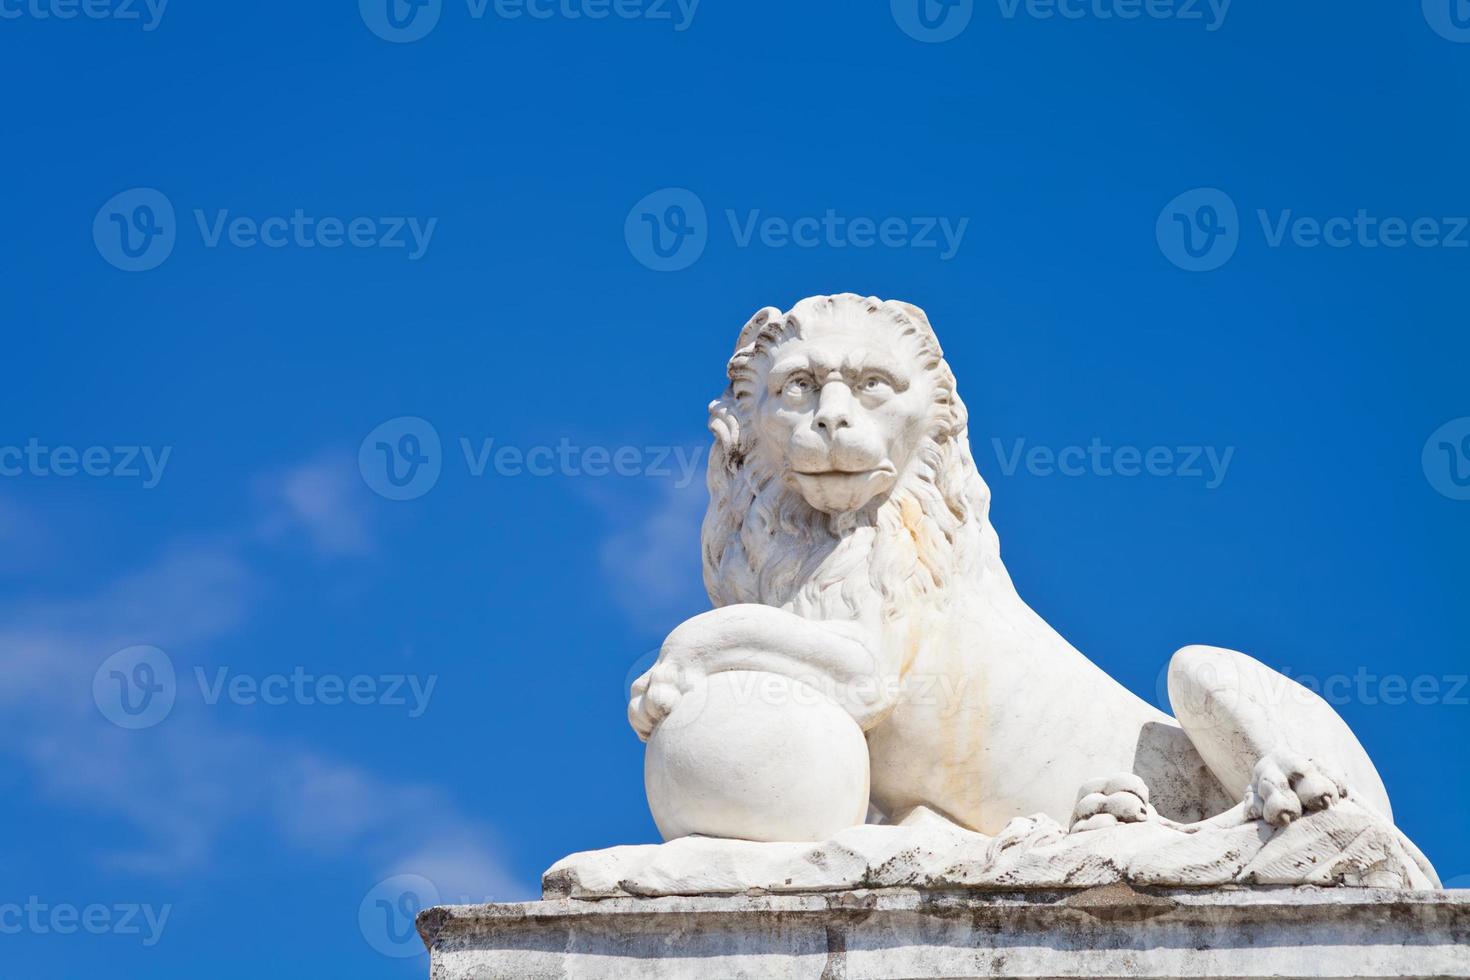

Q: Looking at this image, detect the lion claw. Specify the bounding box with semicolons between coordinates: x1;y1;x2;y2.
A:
1070;772;1154;833
1245;751;1348;827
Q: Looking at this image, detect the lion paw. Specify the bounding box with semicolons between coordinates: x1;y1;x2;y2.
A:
1246;751;1348;827
627;659;701;741
1070;773;1154;833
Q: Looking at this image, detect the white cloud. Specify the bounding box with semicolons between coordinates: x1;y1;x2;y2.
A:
0;458;530;901
0;543;256;713
254;453;374;558
0;494;47;574
598;481;710;633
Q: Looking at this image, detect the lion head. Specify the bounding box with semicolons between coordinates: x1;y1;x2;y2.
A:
702;294;1007;624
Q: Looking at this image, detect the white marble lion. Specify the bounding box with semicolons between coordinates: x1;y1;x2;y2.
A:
628;294;1435;881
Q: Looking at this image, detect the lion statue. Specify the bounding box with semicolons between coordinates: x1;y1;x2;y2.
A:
628;294;1435;879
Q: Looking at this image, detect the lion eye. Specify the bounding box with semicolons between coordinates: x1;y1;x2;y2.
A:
784;377;814;397
860;376;889;392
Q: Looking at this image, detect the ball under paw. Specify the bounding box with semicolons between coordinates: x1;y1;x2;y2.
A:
644;670;870;842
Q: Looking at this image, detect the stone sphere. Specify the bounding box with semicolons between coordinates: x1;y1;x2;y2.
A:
645;670;871;842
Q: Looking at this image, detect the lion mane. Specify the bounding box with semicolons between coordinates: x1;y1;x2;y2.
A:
701;294;1009;625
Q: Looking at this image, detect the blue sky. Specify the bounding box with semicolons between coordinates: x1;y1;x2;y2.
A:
2;1;1469;976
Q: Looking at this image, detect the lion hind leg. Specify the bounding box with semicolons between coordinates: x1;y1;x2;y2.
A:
1166;644;1392;820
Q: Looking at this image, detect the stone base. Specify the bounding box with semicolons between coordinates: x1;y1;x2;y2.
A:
418;886;1470;979
541;800;1436;900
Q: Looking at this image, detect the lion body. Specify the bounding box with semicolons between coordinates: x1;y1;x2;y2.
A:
619;294;1403;842
696;295;1249;832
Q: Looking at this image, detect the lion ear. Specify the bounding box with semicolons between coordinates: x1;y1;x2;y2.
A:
707;396;745;463
735;306;784;355
947;387;970;437
892;301;933;330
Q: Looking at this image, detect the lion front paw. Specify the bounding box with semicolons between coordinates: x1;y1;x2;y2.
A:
1070;773;1154;833
627;660;701;742
1246;751;1348;827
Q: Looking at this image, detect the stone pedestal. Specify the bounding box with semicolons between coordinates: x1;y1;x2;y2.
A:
418;885;1470;979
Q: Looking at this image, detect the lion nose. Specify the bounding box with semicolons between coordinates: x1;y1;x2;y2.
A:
814;382;854;435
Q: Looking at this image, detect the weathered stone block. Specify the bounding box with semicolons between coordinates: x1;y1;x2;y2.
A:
418;886;1470;979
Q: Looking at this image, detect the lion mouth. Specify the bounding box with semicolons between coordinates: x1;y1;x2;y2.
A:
788;466;900;514
793;465;897;479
